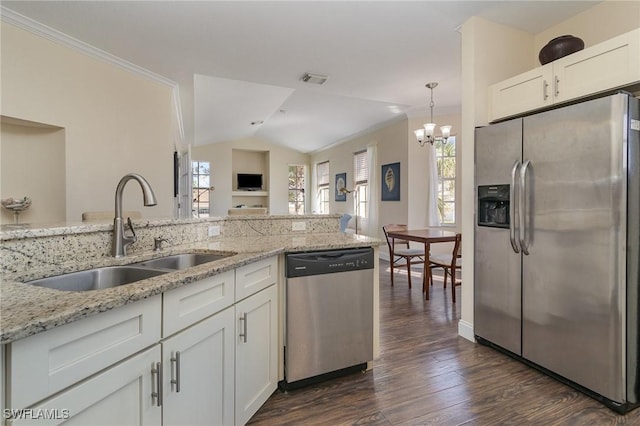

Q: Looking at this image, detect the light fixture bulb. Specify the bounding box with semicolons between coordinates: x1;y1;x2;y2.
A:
440;125;452;140
424;123;436;138
414;129;425;142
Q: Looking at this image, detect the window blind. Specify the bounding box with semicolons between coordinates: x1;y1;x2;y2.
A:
317;161;330;186
354;151;368;184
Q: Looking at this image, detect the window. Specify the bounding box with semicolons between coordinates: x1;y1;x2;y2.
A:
354;151;368;219
316;161;330;214
288;165;305;214
192;161;210;218
436;136;456;224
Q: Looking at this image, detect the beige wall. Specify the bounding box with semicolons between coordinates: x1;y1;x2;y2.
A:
310;117;409;241
1;22;176;222
309;113;465;258
192;137;309;216
459;1;640;339
534;1;640;62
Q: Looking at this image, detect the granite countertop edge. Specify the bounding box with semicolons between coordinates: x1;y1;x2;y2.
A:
0;233;380;344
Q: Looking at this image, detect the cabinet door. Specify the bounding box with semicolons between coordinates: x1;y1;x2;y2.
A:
489;65;553;122
162;306;235;426
10;346;161;426
235;285;278;426
554;28;640;103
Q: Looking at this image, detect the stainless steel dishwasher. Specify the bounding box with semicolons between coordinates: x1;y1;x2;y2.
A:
282;247;374;389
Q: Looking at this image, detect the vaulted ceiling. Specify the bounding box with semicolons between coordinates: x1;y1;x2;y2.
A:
2;1;600;153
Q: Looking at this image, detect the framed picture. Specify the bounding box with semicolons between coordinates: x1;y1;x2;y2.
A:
335;173;347;201
381;162;400;201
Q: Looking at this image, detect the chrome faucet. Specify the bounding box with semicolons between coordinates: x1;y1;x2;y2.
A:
112;173;157;257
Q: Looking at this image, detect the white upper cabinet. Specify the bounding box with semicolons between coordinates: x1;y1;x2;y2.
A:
489;65;554;122
489;28;640;122
554;29;639;102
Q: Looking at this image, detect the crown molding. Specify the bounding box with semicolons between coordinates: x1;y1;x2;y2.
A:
1;6;186;145
1;6;177;89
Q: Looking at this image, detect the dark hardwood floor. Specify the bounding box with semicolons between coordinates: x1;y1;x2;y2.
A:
248;261;640;425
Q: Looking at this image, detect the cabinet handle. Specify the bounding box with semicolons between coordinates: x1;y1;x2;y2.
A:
171;351;181;393
239;312;248;343
554;76;560;97
543;80;549;100
151;361;163;407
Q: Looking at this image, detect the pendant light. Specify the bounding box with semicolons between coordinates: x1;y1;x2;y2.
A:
414;82;452;146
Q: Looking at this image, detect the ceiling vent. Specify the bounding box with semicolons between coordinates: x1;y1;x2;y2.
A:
301;72;328;85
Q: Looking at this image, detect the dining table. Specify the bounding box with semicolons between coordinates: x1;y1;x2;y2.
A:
385;228;458;300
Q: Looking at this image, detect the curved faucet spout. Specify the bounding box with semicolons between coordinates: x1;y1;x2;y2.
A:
113;173;157;257
115;173;157;218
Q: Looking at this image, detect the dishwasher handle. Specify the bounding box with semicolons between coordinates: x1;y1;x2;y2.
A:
304;252;358;262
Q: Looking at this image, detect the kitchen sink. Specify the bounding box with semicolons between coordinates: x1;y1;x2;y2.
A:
132;252;233;271
24;252;234;292
26;266;168;292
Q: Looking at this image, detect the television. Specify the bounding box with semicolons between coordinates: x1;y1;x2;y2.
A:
237;173;263;191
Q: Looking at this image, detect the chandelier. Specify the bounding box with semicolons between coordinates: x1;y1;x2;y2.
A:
414;82;452;146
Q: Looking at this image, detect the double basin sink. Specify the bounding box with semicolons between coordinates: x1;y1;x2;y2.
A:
26;253;234;292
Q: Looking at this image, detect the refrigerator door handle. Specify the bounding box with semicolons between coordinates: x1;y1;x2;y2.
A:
510;160;521;253
519;160;531;255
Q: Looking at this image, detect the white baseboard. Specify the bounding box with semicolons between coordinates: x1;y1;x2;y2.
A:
458;319;475;342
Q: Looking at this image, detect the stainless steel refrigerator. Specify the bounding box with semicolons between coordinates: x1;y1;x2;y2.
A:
474;92;640;412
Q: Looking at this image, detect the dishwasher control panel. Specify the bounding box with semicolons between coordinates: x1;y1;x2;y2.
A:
286;247;374;278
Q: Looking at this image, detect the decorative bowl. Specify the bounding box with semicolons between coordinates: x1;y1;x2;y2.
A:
539;35;584;65
1;197;32;212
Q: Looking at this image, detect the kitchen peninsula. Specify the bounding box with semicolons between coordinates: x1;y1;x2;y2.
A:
0;214;381;426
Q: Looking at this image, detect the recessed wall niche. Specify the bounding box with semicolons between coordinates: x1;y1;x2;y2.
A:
1;116;66;225
231;149;269;212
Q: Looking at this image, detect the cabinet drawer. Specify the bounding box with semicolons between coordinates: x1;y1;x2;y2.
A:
8;295;161;409
162;269;234;337
235;256;277;302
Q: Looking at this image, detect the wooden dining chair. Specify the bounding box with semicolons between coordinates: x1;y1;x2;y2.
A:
382;224;426;288
428;233;462;303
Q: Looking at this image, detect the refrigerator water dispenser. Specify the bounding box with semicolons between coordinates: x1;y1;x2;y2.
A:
477;185;510;228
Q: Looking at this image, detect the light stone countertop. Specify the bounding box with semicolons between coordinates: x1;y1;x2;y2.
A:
0;232;380;344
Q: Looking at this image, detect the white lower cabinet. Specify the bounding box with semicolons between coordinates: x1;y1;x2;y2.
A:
162;307;235;426
2;256;279;426
235;285;278;426
11;345;161;425
8;296;161;411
